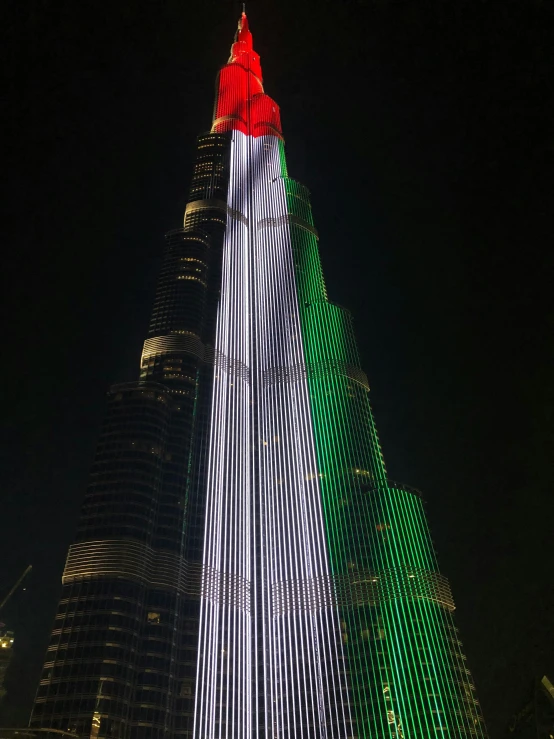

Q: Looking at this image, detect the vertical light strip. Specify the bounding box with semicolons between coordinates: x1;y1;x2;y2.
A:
193;132;252;739
249;134;351;739
286;158;489;738
194;129;352;739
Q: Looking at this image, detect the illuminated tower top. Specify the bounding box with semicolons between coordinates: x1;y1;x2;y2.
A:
229;11;262;79
213;11;282;138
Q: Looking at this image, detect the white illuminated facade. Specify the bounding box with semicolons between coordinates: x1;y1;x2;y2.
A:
194;131;350;739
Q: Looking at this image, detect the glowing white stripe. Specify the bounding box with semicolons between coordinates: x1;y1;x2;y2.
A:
194;133;252;739
194;130;350;739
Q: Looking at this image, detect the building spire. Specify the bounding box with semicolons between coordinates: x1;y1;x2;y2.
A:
238;7;249;36
232;5;252;51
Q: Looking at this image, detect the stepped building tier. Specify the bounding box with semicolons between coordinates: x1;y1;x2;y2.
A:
30;11;488;739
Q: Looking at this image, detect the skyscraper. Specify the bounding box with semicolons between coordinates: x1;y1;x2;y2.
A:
31;11;487;739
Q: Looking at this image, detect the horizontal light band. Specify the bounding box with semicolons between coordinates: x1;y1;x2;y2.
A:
63;540;202;595
212;350;250;382
141;333;206;364
185;198;248;226
211;113;247;130
141;334;250;381
63;540;251;610
257;213;319;239
271;566;455;616
263;358;369;390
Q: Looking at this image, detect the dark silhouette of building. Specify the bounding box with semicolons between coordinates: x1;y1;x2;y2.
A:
0;730;76;739
29;99;230;739
30;12;488;739
0;629;15;703
506;676;554;739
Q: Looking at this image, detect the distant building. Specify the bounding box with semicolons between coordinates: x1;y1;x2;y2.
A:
0;628;15;701
507;676;554;738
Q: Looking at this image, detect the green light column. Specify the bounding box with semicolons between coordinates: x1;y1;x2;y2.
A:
280;162;487;738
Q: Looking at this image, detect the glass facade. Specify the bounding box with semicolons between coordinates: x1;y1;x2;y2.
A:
30;135;232;739
31;11;487;739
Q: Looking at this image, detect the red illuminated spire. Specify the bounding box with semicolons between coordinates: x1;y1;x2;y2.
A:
228;10;260;78
212;10;283;138
237;10;251;46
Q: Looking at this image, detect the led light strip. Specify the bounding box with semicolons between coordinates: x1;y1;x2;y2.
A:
194;130;351;739
250;132;351;739
263;360;369;391
194;132;252;739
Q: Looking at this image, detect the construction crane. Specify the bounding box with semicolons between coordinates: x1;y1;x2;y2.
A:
0;565;32;614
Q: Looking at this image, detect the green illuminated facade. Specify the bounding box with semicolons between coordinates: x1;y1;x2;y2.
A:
281;152;487;738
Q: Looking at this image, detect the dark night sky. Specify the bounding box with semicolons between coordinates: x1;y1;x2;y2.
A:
1;1;553;737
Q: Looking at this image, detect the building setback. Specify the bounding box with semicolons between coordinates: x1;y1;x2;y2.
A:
30;12;488;739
